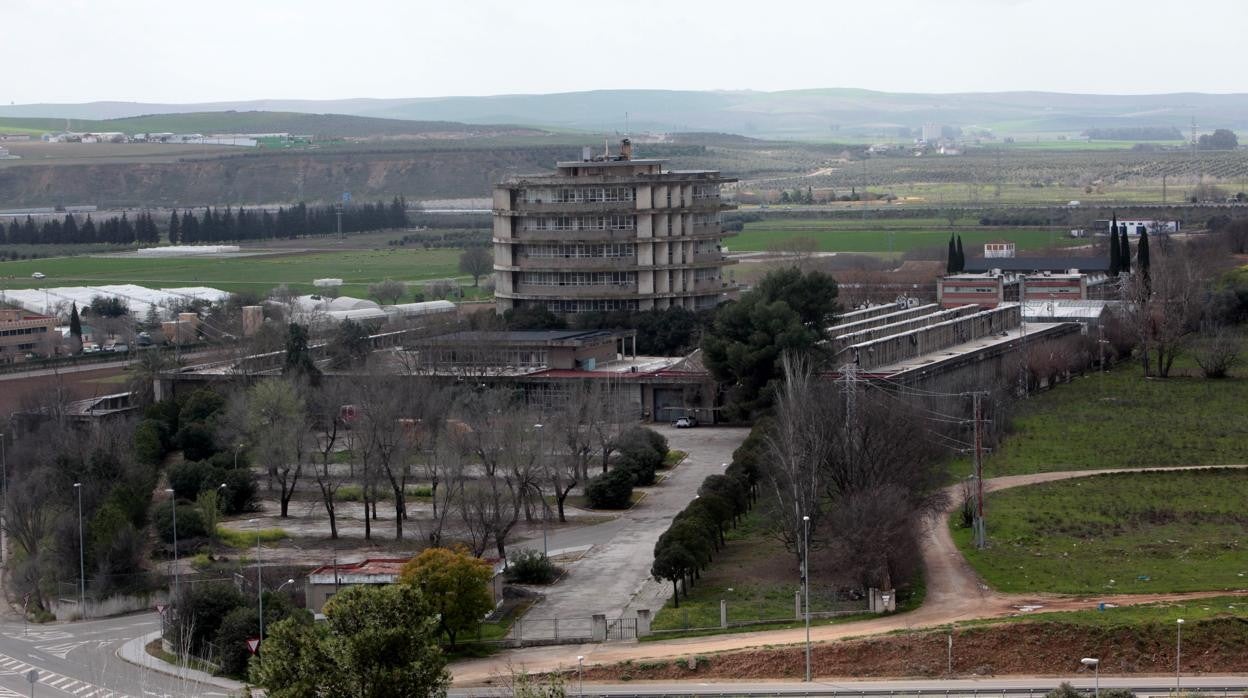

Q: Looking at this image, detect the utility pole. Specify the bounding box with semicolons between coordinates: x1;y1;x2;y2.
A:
335;202;344;240
971;392;987;550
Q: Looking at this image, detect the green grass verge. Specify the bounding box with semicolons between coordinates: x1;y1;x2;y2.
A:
663;450;687;467
336;484;433;502
216;526;289;549
975;363;1248;478
953;469;1248;595
966;595;1248;629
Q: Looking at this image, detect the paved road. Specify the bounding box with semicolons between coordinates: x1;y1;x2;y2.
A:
510;426;750;640
0;612;231;697
451;465;1248;684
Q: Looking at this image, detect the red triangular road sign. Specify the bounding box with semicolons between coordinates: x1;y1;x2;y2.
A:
155;604;167;615
246;637;261;655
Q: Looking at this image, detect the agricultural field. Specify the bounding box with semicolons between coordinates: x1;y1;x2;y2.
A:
953;469;1248;594
0;247;475;299
977;359;1248;477
731;217;1084;255
746;148;1248;206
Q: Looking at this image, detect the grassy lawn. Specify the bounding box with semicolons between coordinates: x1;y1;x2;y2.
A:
732;218;1081;254
0;247;470;299
977;364;1248;477
969;595;1248;629
953;469;1248;595
216;526;289;549
650;510;923;639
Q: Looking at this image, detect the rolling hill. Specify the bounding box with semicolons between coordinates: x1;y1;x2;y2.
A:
0;111;550;139
3;89;1248;139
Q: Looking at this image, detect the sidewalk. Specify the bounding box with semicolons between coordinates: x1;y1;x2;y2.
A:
117;630;254;695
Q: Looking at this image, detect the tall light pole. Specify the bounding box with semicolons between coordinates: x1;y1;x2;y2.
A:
1176;618;1184;691
1081;657;1099;698
251;519;264;654
534;424;547;557
277;578;295;593
576;655;584;697
234;442;246;470
73;483;85;616
165;488;180;606
802;514;811;683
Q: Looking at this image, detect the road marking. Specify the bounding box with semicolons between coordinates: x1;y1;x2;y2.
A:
37;640;92;659
3;630;72;643
0;651;132;698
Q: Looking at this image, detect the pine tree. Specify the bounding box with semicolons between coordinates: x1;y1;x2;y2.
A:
69;302;82;338
1119;229;1130;273
1138;226;1151;294
168;211;180;245
1108;231;1120;276
955;235;965;272
946;235;957;274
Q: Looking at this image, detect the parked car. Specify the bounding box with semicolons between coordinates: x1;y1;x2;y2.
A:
31;272;45;279
136;332;153;347
110;343;129;353
673;416;697;428
82;343;100;354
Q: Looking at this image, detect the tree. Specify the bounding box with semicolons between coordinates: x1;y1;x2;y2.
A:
368;279;407;305
1137;227;1151;285
503;305;566;330
945;235;957;274
322;584;449;698
701;268;838;418
399;547;493;648
1123;248;1202;377
245;379;308;517
283;323;321;383
1119;229;1131;274
167;211;180;245
585;468;634;509
955;235;965;272
457;246;493;287
1198;128;1238;150
69;302;82;339
1108;213;1121;277
650;542;696;607
327;319;371;369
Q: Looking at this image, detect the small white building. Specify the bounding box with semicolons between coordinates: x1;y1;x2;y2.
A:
983;240;1016;258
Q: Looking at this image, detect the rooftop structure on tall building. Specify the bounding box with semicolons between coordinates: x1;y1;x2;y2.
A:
491;139;738;315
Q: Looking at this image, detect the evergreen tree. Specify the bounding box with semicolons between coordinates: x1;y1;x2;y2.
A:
1119;229;1130;273
1108;213;1120;276
955;235;965;272
81;216;96;244
1138;226;1151;293
946;235;957;274
69;303;82;339
168;211;180;245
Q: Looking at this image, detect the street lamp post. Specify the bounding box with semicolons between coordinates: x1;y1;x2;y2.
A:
802;514;811;683
576;655;584;697
234;443;246;470
277;578;296;593
1081;657;1099;698
73;483;85;616
1176;618;1184;691
251;519;264;655
165;488;180;607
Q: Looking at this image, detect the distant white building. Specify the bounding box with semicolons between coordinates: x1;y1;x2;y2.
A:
983;240;1016;258
921;123;942;143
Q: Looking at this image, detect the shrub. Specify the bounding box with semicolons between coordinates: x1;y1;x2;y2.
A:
585;468;635;509
505;549;559;585
168;461;225;501
154;501;209;543
617;450;658;486
617;426;668;459
134;419;167;466
168;582;247;653
221;468;259;514
175;422;217;462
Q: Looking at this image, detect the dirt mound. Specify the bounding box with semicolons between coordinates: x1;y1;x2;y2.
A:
571;618;1248;682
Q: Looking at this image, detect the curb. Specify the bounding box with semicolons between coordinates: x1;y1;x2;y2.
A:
117;630;253;694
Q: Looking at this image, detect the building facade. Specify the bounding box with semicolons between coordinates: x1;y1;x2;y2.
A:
0;309;58;363
492;139;737;315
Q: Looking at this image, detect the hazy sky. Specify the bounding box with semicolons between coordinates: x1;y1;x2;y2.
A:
4;0;1245;104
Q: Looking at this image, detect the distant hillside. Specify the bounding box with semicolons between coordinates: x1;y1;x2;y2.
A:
0;111;549;139
4;89;1248;139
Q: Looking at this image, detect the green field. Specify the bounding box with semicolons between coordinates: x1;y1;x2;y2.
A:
0;248;472;299
975;362;1248;477
732;218;1082;255
953;469;1248;595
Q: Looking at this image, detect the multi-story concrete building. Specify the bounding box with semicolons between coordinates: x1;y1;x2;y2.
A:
492;139;737;315
0;309;59;363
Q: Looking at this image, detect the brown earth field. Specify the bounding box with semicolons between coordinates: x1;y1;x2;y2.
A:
553;618;1248;682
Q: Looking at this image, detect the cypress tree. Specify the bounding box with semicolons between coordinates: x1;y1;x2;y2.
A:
168;211;180;245
946;235;957;274
1119;228;1131;273
955;235;965;272
69;303;82;338
1137;227;1150;274
1108;213;1120;276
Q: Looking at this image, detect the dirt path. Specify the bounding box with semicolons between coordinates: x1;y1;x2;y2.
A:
451;464;1248;684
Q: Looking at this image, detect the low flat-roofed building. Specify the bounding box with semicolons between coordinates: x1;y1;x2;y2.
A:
963;256;1111;274
1022;272;1088;302
0;309;59;363
304;557;504;613
411;329;637;372
937;272;1020;308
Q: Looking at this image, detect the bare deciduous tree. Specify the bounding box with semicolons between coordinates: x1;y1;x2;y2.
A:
1192;322;1241;379
245;379;309;518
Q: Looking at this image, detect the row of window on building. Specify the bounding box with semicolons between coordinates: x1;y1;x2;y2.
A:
520;271;638;287
521;215;637;232
523;243;637;258
0;325;49;337
520;185;720;205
